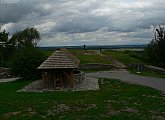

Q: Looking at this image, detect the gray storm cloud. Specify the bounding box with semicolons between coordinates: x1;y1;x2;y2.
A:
0;0;165;46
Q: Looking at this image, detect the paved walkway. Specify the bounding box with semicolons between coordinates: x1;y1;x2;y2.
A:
0;78;19;83
86;69;165;92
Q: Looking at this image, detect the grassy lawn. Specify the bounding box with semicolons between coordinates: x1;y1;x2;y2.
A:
70;50;111;64
102;50;143;65
77;55;111;64
0;79;165;120
129;69;165;78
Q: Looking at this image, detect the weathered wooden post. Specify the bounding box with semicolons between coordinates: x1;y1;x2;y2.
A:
42;70;46;88
70;71;74;88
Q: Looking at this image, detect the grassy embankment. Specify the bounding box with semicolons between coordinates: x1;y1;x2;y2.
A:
102;50;165;78
102;50;144;65
0;79;165;120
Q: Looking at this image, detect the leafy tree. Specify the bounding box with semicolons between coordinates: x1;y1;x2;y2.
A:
1;27;40;66
9;46;46;80
145;25;165;67
10;27;40;48
145;39;159;62
0;27;44;79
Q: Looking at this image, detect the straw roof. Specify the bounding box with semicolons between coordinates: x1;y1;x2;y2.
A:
38;49;80;69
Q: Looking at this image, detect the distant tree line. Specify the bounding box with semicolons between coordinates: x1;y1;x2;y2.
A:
0;27;46;80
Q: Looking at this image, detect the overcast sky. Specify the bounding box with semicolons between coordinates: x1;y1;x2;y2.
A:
0;0;165;46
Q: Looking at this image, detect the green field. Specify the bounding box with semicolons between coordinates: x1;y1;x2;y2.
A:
0;79;165;120
70;50;112;64
102;50;143;65
70;49;143;65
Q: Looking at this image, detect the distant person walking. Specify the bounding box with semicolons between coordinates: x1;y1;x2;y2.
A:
99;47;102;53
83;44;86;50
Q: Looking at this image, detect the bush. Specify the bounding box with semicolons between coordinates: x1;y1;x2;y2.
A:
145;39;165;68
9;46;46;80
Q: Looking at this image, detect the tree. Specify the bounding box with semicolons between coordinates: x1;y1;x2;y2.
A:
145;39;159;62
0;27;44;79
10;27;40;48
0;29;9;64
9;46;46;80
145;25;165;67
1;27;40;66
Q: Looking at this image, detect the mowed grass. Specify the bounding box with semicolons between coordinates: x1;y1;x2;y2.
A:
0;79;165;120
77;55;111;64
70;50;111;64
102;50;143;65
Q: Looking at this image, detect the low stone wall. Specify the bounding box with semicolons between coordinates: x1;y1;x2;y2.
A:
127;64;146;71
78;64;115;69
127;64;165;74
145;65;165;74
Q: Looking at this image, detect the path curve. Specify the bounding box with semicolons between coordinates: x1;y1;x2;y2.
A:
86;69;165;92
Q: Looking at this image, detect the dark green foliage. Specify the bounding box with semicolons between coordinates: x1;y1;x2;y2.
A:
158;39;165;63
10;27;40;48
9;46;46;80
145;25;165;68
145;39;159;63
0;29;9;45
0;27;44;80
0;29;12;66
0;27;40;67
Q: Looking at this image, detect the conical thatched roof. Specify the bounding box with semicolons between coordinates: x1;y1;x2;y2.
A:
38;49;80;69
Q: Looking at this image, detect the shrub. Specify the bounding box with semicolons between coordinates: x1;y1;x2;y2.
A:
9;46;46;80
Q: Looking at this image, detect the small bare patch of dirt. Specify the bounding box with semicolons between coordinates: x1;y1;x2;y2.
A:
47;104;70;116
107;110;120;116
4;111;21;117
105;103;121;116
121;107;139;113
152;116;165;120
85;104;97;110
26;107;36;116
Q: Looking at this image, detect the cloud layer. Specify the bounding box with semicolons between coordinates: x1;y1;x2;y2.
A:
0;0;165;46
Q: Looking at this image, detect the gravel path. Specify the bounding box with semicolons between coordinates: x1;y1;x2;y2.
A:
0;78;19;83
86;69;165;92
18;76;99;92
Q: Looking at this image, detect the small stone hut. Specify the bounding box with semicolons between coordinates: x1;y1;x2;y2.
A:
38;49;80;89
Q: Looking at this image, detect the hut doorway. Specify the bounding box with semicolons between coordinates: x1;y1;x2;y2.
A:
44;70;73;89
